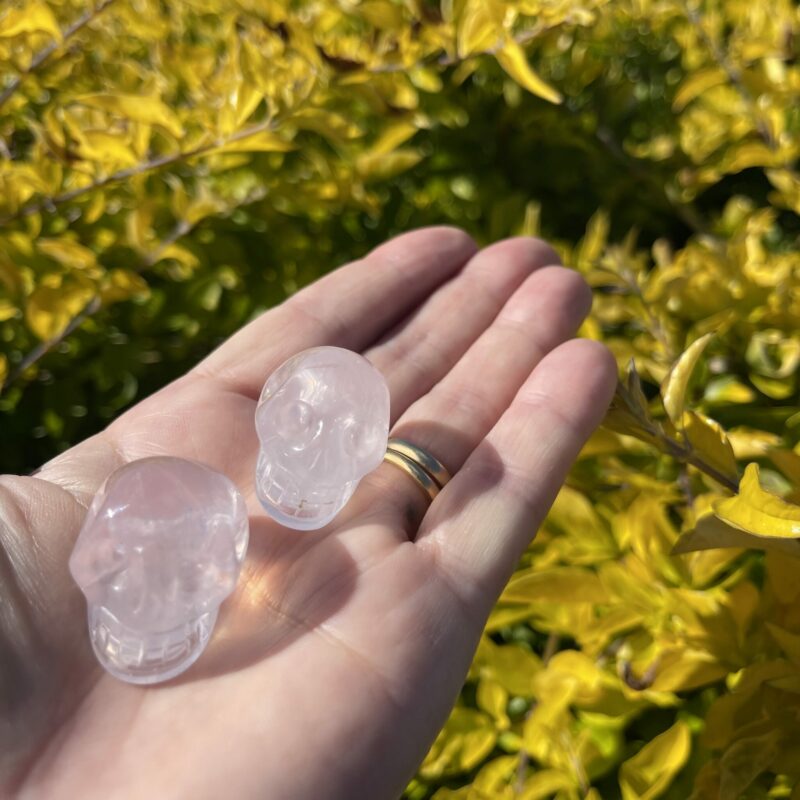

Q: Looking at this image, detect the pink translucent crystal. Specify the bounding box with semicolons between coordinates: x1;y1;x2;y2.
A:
255;346;390;530
69;457;249;684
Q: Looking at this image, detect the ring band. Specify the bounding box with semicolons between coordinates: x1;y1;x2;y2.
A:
383;449;441;502
386;438;452;489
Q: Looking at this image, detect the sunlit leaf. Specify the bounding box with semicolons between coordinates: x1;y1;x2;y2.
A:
661;333;713;428
0;1;61;40
682;410;738;487
619;720;691;800
502;566;608;604
37;238;97;270
25;281;95;341
673;67;728;111
716;463;800;539
77;93;185;138
213;130;296;154
476;679;509;730
495;40;562;104
420;708;498;780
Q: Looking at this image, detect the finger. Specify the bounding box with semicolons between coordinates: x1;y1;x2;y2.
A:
365;237;562;423
194;226;477;397
35;227;475;496
353;265;591;530
417;338;617;615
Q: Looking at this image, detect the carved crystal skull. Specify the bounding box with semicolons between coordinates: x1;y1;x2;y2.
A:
255;346;390;530
69;457;249;684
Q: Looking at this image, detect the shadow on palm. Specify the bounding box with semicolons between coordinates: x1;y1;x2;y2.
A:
170;420;506;685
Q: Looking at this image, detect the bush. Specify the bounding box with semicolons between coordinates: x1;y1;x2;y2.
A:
2;0;800;797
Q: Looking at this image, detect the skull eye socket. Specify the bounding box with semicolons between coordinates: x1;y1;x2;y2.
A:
275;399;320;450
342;418;373;461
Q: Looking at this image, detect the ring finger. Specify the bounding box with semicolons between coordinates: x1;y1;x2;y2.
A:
351;264;592;533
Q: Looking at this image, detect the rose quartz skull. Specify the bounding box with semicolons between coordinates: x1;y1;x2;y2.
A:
69;457;249;684
255;346;390;529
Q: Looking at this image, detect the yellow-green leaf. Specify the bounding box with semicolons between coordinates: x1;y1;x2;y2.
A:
501;566;608;604
619;720;691;800
0;299;17;321
577;209;610;269
77;94;184;138
356;149;423;181
766;624;800;665
661;333;713;427
470;637;541;696
370;121;419;155
213;129;296;154
457;0;503;57
520;770;576;799
101;269;150;305
476;679;509;730
0;2;61;40
496;39;562;104
682;410;738;486
25;281;95;341
719;730;784;800
37;238;97;270
672;512;800;557
716;463;800;538
672;67;728;111
419;707;497;780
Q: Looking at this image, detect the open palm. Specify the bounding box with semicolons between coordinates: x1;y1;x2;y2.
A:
1;228;616;800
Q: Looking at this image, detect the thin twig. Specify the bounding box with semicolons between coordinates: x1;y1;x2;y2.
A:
0;118;279;227
0;0;119;112
3;217;192;389
366;24;551;74
2;186;267;390
4;295;101;387
568;107;711;235
683;2;776;149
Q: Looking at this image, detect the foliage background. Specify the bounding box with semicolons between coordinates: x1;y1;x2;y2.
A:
2;0;800;797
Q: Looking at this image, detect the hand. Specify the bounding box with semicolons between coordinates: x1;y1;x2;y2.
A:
1;228;616;800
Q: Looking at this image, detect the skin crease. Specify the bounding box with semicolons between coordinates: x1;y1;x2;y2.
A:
0;228;617;800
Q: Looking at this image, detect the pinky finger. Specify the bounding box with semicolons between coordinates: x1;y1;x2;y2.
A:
416;338;618;617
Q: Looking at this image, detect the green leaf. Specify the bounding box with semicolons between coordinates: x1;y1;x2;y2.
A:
0;2;61;40
37;238;98;270
682;410;738;486
719;730;783;799
672;67;728;111
419;708;498;780
25;280;95;341
495;39;562;104
501;566;608;604
476;679;509;730
619;720;691;800
213;129;296;154
672;513;800;557
716;463;800;539
77;93;185;138
661;333;713;428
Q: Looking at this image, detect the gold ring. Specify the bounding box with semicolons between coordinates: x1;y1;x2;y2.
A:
386;438;452;489
383;449;440;503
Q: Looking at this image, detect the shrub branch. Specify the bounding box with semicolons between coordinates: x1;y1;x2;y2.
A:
0;119;280;227
0;0;119;112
